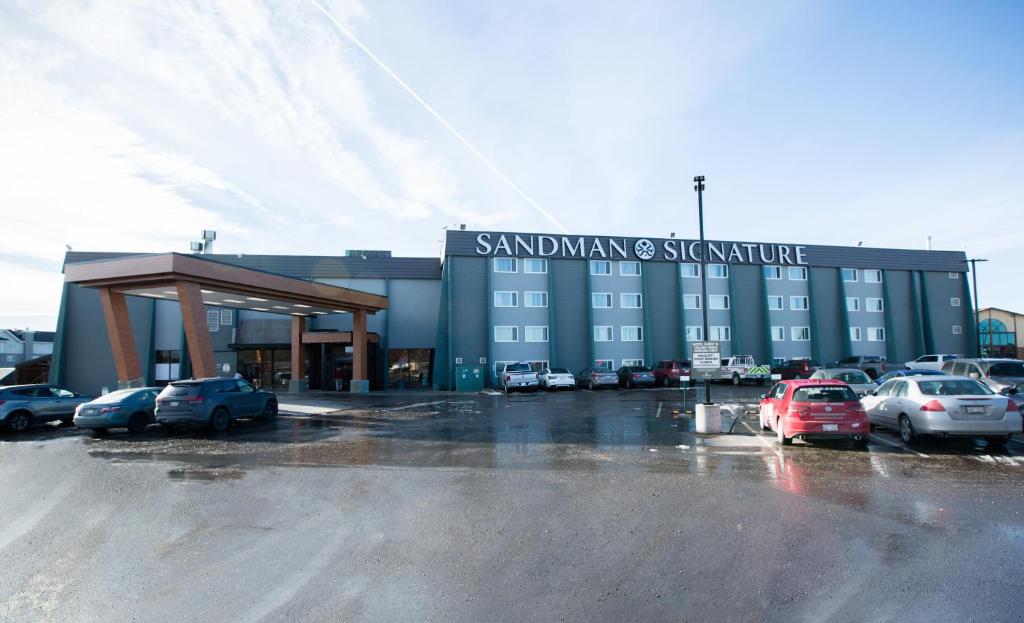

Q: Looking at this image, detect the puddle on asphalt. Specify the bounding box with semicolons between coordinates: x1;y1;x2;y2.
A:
167;466;245;482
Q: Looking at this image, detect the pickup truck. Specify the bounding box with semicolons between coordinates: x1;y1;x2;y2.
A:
499;363;539;392
828;355;887;380
704;355;771;386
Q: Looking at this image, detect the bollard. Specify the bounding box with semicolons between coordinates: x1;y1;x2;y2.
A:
695;403;721;434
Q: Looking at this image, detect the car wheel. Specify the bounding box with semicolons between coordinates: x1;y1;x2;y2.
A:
127;412;148;434
260;400;278;422
776;418;792;445
209;408;230;433
898;415;916;444
60;417;75;426
626;379;633;390
587;381;594;391
92;427;109;436
985;436;1009;450
852;436;869;449
6;411;31;433
732;374;741;386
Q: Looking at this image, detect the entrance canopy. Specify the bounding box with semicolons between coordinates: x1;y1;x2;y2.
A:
64;253;388;391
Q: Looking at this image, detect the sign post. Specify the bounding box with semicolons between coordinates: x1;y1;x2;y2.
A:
693;175;721;434
691;340;723;434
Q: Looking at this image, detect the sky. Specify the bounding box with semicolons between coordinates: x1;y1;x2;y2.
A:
1;0;1021;332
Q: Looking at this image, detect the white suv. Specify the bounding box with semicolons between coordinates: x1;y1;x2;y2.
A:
903;354;961;371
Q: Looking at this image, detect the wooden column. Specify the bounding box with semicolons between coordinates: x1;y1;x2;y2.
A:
98;287;143;386
290;315;307;391
352;309;368;389
176;280;217;379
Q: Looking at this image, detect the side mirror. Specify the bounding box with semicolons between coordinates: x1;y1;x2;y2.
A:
758;393;767;400
869;390;877;396
969;372;980;379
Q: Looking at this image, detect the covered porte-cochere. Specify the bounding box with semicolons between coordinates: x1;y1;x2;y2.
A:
63;253;389;392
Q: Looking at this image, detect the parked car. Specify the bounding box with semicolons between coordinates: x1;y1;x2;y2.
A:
827;355;887;379
0;384;92;433
759;379;868;446
903;354;961;371
575;368;619;390
861;375;1022;447
874;369;944;385
941;358;1024;395
74;387;160;434
771;359;822;380
538;368;576;390
617;366;656;389
652;360;692;387
155;378;277;432
706;355;771;385
498;363;539;392
809;368;877;396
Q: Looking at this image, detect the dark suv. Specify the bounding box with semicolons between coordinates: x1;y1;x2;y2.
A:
827;355;887;380
155;378;277;432
772;359;822;380
652;360;692;387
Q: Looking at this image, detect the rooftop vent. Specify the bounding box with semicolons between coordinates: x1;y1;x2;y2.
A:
344;250;391;258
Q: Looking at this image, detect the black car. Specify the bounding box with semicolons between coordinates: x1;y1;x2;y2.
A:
617;366;656;389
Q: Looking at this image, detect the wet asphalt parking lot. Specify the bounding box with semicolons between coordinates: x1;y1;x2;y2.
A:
1;385;1023;622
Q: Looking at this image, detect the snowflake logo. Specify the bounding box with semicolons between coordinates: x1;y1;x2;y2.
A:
634;239;656;260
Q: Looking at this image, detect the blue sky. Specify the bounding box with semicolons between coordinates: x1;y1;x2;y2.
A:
1;0;1021;331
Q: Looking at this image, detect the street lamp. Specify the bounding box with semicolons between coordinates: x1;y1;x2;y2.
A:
964;257;988;357
694;175;711;406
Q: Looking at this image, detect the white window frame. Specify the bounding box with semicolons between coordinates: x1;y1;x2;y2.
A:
708;264;729;279
595;359;615;371
620;293;642;309
952;325;962;335
681;264;700;278
682;295;702;310
523;258;547;274
592;292;613;308
527;360;549;373
790;296;809;311
220;309;233;325
621;358;644;367
770;326;785;342
593;326;613;342
788;267;807;281
767;295;783;311
950;297;960;307
619;261;641;276
867;327;886;342
865;269;882;283
494;326;518;342
866;297;885;312
791;326;811;342
493;257;517;273
685;326;704;341
949;272;959;279
846;297;860;312
620;326;644;342
841;268;859;282
850;327;862;342
590;260;612;276
709;326;731;342
493;291;518;308
763;266;782;280
524;291;548;308
206;310;220;332
524;326;549;343
494;361;517;378
709;295;730;310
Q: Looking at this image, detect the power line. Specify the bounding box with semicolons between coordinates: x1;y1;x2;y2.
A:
308;0;568;233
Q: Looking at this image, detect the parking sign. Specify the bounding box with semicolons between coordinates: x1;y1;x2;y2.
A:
691;341;721;370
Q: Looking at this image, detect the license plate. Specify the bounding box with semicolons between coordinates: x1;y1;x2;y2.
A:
519;382;526;386
822;424;838;432
966;406;985;414
170;401;179;407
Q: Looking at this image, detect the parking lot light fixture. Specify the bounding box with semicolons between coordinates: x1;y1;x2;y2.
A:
694;175;712;407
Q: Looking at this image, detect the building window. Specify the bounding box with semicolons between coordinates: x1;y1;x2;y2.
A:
841;268;858;282
952;325;962;335
619;261;641;276
525;326;549;342
595;359;615;371
866;298;884;312
850;327;862;341
592;293;612;308
788;267;807;281
220;309;233;325
594;326;613;342
709;295;730;310
494;326;518;342
846;297;860;312
155;350;182;382
771;326;785;342
620;293;642;309
524;291;548;307
206;310;220;332
620;326;643;342
865;269;882;283
523;258;547;274
494;291;518;307
493;258;517;273
708;264;728;279
527;360;549;372
685;326;704;341
790;296;809;311
763;266;782;280
950;297;960;307
622;358;644;367
867;327;886;342
949;272;959;279
767;296;783;311
681;264;700;278
590;260;611;276
683;294;701;309
791;326;811;341
709;326;731;341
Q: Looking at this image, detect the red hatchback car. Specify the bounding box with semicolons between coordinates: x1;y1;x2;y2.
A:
759;379;869;446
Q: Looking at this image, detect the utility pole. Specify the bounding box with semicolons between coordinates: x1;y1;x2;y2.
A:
965;258;988;357
694;175;711;405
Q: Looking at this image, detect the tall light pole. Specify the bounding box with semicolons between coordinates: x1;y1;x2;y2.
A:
965;257;988;357
694;175;711;406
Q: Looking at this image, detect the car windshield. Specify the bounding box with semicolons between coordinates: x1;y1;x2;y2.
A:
159;383;202;398
831;371;871;384
793;386;859;402
506;364;532;373
550;368;570;374
985;362;1024;377
91;389;138;404
917;380;995;396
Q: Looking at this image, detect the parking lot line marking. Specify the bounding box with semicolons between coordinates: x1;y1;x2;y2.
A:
380;400;448;412
974;455;997;464
739;418;784;460
656;402;663;418
868;434;930;458
993;455;1018;467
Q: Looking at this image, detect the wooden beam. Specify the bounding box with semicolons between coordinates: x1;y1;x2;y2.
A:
291;315;306;388
352;310;367;381
301;331;379;344
97;287;142;384
176;280;218;379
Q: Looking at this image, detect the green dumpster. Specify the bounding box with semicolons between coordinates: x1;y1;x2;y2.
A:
455;365;484;392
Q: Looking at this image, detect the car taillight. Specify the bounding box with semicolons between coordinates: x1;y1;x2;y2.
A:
788;407;809;418
0;400;5;406
632;373;640;379
187;396;205;404
99;406;120;414
881;361;888;372
505;375;511;382
920;400;946;412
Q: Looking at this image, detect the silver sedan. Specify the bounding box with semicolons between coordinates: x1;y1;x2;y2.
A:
809;368;877;396
861;375;1022;447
